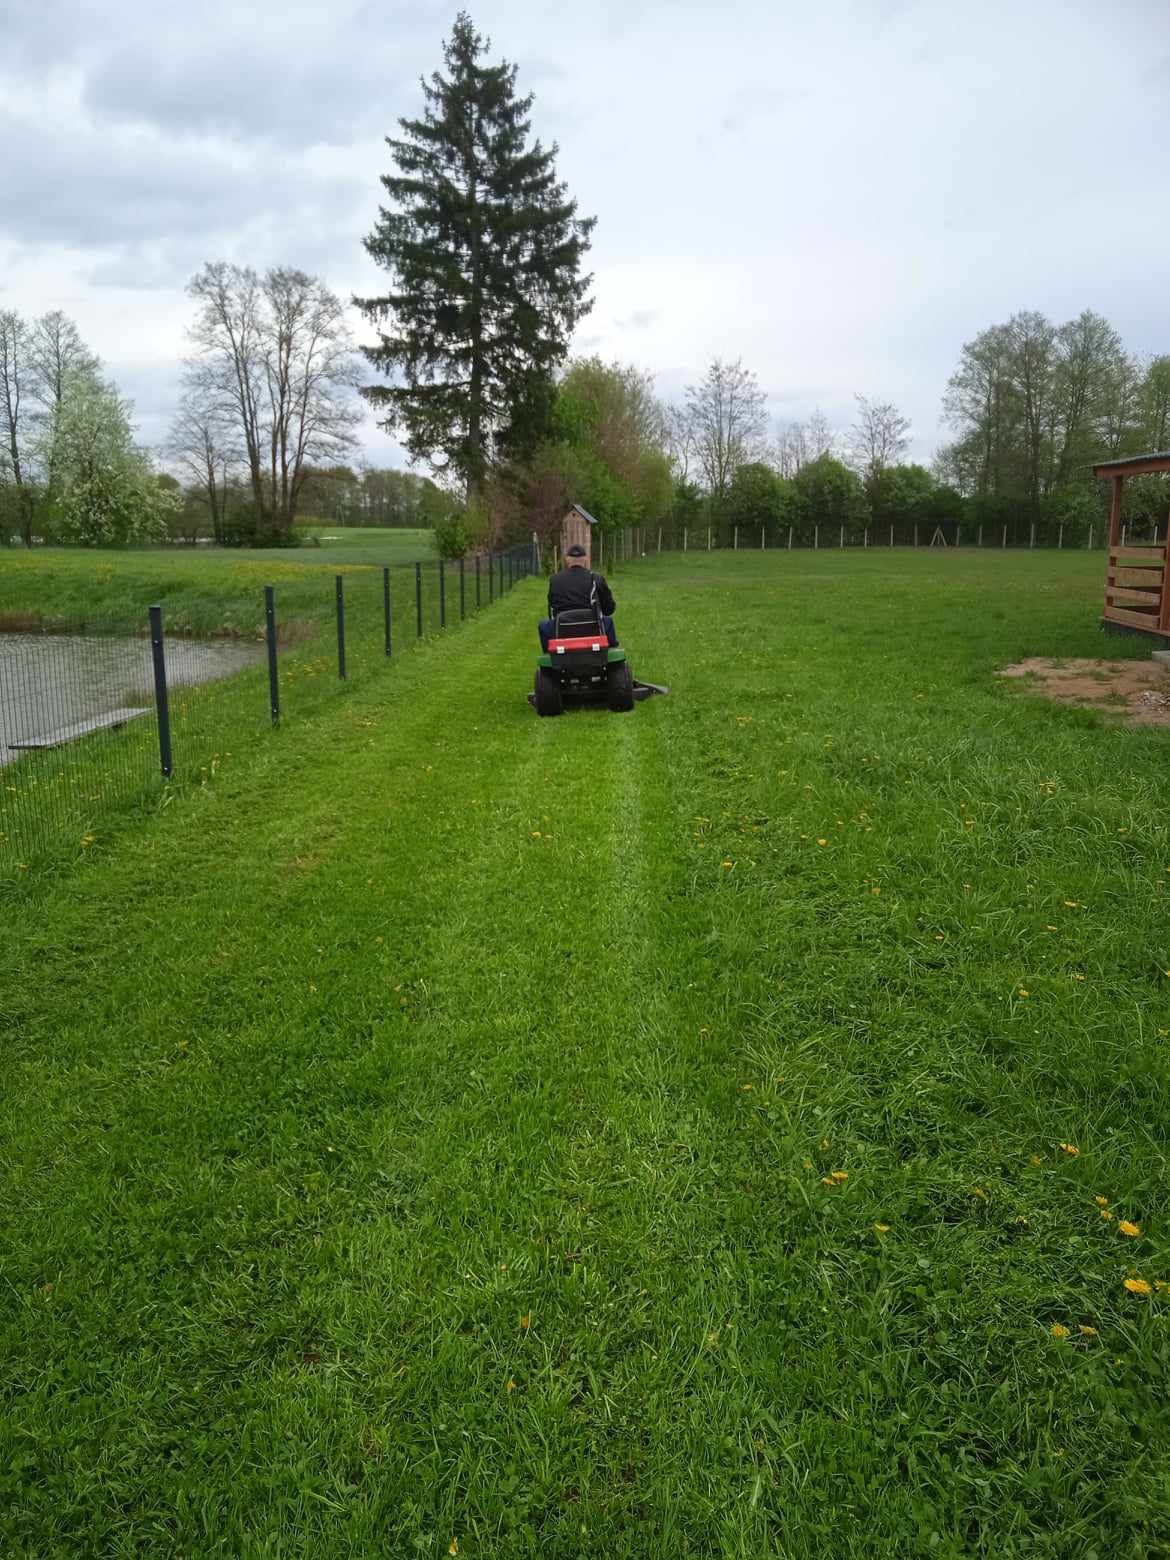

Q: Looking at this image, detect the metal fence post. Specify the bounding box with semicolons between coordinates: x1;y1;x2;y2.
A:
475;554;482;607
439;559;446;627
489;552;495;603
787;526;793;550
415;561;423;637
1029;523;1036;549
1087;525;1093;550
978;524;983;547
1058;524;1064;550
383;566;392;656
148;605;173;779
683;527;688;552
1002;525;1007;548
657;526;662;553
913;524;918;548
815;525;819;550
956;524;961;548
889;524;894;547
335;575;346;679
459;557;466;619
839;524;844;549
264;585;280;724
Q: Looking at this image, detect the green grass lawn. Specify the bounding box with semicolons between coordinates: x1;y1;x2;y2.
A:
3;550;1170;1557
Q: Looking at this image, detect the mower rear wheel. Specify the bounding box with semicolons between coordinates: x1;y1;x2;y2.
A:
534;666;564;717
607;660;635;712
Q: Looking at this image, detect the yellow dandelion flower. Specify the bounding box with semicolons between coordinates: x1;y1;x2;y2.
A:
1095;1196;1109;1207
1101;1209;1114;1220
721;860;734;869
449;1541;459;1556
1029;1154;1043;1166
971;1187;987;1199
1050;1323;1070;1339
1063;900;1080;908
1059;1142;1079;1156
1018;988;1030;998
829;1169;849;1182
1119;1220;1141;1238
1124;1277;1152;1295
506;1379;516;1393
821;1176;836;1186
520;1314;531;1329
1079;1325;1098;1336
816;838;828;846
874;1223;891;1233
1045;924;1058;931
531;830;541;838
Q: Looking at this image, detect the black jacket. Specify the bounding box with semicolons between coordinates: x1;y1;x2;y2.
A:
548;565;615;618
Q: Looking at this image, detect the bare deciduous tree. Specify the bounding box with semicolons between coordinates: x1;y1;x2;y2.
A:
684;357;767;507
848;395;911;486
165;363;238;542
185;262;361;535
804;407;835;462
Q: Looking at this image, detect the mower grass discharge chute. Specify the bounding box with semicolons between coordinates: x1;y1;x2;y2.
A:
529;607;668;717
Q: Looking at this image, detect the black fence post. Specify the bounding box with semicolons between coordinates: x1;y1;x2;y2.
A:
415;561;423;637
476;554;481;608
489;552;495;604
383;566;392;657
148;605;173;780
439;559;447;628
335;575;346;680
264;585;280;725
459;557;466;620
507;551;513;591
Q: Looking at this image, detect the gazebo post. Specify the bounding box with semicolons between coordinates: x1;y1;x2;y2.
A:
1108;474;1123;549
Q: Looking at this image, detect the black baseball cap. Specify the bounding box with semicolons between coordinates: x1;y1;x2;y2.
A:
567;543;587;557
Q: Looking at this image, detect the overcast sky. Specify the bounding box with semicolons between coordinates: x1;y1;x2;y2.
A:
2;0;1167;471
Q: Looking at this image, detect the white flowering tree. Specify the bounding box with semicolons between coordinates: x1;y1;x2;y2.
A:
41;373;178;545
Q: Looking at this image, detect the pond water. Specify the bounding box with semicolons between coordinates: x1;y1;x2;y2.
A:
0;634;263;765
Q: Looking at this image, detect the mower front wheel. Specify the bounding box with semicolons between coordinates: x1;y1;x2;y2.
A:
534;666;564;717
607;660;635;712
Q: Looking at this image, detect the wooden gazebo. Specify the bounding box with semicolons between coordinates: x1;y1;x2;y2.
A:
1093;451;1170;640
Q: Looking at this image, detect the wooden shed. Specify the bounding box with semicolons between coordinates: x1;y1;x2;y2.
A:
1093;452;1170;641
561;503;599;569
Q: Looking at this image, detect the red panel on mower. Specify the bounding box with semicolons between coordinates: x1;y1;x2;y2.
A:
549;635;607;653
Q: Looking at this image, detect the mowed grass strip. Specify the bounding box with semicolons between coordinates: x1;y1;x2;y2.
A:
2;549;1170;1557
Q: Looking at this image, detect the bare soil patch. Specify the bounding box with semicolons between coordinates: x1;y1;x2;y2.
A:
999;657;1170;727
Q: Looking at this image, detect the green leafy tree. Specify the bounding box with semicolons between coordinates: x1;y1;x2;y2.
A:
357;13;595;502
791;455;868;539
42;374;177;545
725;461;792;538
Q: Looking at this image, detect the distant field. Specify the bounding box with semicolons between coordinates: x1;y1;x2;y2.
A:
0;529;439;637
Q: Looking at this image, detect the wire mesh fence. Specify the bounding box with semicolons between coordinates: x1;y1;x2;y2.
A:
592;516;1144;563
0;544;533;880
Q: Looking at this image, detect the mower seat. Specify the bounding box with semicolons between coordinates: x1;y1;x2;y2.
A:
553;608;603;638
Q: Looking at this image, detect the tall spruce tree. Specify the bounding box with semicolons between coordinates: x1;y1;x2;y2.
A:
356;13;594;501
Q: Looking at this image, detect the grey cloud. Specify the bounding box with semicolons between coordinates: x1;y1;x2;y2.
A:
0;106;365;251
83;41;414;148
615;309;660;331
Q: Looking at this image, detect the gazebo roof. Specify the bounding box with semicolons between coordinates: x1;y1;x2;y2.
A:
1092;451;1170;478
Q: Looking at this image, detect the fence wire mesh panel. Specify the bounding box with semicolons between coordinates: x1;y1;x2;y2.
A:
0;623;162;871
0;546;532;880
